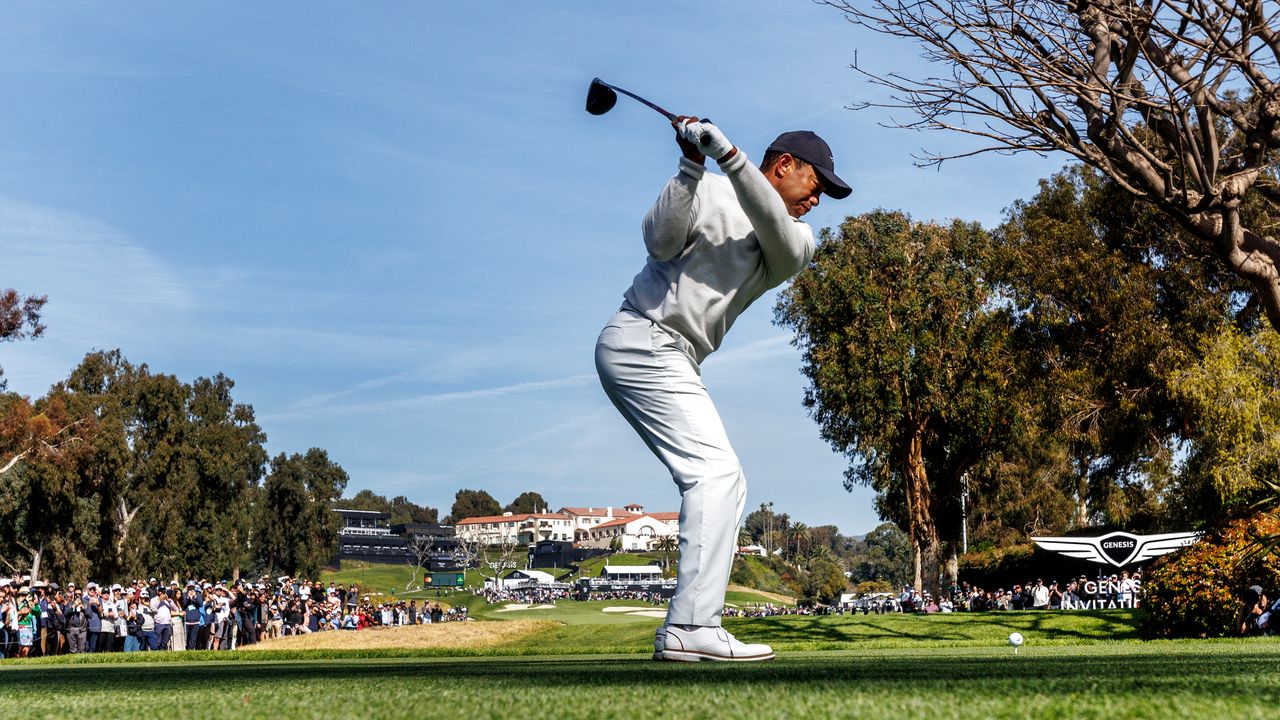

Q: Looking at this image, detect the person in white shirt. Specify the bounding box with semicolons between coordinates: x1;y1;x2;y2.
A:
596;119;850;662
1031;579;1051;610
150;588;177;650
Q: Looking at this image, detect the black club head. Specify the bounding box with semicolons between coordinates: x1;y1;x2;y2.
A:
585;78;617;116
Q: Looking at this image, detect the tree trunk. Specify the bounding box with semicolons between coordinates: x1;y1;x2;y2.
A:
116;497;140;559
944;542;959;591
903;425;941;598
29;542;43;584
1075;472;1089;528
912;536;922;591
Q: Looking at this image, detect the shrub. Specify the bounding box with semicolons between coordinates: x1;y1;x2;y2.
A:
1140;514;1280;639
855;579;894;594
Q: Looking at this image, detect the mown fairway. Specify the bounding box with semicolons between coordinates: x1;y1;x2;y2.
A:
3;610;1276;719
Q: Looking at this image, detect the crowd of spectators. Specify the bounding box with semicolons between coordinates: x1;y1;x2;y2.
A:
581;590;668;604
722;603;821;618
0;573;465;660
946;571;1142;613
839;572;1146;615
480;587;572;605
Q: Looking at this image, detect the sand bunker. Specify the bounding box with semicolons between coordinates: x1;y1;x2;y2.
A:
242;620;553;651
494;603;556;612
602;606;668;619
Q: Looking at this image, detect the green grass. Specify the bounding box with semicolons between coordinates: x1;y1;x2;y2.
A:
320;561;493;600
729;554;794;597
724;589;794;607
3;641;1277;719
7;607;1275;718
325;553;677;598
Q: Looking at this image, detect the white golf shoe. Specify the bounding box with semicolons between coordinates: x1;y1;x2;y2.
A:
654;625;775;662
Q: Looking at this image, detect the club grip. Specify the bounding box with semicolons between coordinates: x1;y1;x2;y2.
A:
699;118;712;147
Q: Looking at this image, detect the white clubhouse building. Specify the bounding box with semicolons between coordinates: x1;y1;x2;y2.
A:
455;503;678;550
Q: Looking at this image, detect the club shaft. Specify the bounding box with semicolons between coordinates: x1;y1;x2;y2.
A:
600;81;675;121
597;80;712;146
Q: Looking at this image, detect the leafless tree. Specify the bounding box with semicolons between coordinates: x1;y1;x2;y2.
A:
404;534;435;591
452;534;483;588
824;0;1280;329
485;534;524;589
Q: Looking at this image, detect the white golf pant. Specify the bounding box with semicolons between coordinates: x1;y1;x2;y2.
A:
595;308;747;627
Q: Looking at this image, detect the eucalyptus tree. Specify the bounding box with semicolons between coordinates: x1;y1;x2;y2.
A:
777;211;1017;596
259;449;348;578
992;164;1254;529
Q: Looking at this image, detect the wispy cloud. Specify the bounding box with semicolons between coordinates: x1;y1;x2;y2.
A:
0;195;193;392
704;333;795;368
261;372;598;423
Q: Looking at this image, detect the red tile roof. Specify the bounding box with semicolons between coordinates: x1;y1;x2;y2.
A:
454;512;568;526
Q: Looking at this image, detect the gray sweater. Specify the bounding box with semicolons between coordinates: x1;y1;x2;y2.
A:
623;150;815;364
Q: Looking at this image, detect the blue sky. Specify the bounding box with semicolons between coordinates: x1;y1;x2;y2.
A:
2;2;1063;536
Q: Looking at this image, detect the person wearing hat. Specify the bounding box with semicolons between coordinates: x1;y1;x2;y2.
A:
149;586;178;651
594;118;850;662
83;583;107;653
62;583;88;654
1238;585;1269;635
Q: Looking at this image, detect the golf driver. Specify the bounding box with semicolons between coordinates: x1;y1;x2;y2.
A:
586;77;711;145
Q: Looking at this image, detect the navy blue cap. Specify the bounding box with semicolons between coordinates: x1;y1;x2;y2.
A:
766;130;852;199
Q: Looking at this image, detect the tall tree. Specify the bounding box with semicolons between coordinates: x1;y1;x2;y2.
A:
0;394;96;582
992;165;1253;530
823;0;1280;331
743;504;789;551
449;488;501;522
39;352;268;580
258;452;308;577
504;491;548;515
258;449;348;578
777;211;1017;596
46;351;186;579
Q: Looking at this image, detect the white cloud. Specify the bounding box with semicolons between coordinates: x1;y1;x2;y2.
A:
0;196;192;393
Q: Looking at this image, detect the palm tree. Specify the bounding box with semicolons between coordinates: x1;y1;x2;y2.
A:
653;534;678;571
788;522;809;562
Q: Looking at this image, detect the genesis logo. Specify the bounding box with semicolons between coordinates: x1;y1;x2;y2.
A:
1031;531;1201;568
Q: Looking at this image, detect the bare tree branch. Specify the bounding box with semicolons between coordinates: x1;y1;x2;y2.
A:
822;0;1280;331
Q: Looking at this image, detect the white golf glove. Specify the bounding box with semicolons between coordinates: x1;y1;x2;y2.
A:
679;120;734;161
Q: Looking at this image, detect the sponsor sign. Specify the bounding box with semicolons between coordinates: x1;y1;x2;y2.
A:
1031;531;1200;568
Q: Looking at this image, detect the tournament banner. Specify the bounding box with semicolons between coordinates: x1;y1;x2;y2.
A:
1031;531;1200;568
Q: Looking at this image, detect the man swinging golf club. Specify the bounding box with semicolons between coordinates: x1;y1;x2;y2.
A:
595;117;851;662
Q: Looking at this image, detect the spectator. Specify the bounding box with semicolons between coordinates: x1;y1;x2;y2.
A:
151;587;177;651
1237;585;1269;635
123;599;142;652
182;585;203;651
1031;579;1050;610
63;586;88;654
15;596;36;658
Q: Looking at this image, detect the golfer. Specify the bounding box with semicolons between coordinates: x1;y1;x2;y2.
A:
595;117;850;661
